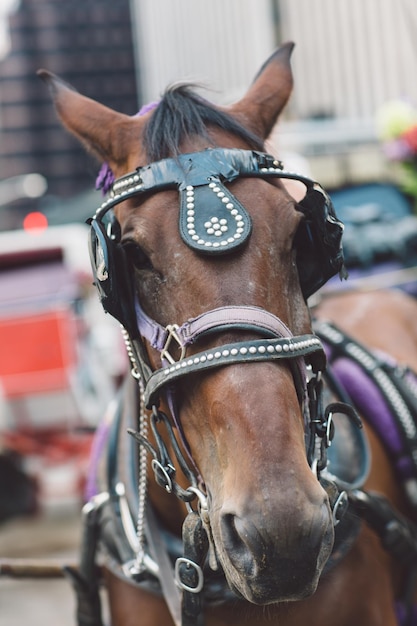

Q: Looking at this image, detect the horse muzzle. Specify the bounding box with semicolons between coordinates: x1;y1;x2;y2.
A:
214;498;334;604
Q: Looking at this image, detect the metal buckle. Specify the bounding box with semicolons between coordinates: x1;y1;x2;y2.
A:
161;324;186;364
332;490;348;526
325;412;334;448
151;459;175;493
175;557;204;593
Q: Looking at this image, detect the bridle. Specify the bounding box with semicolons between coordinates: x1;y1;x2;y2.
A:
86;146;354;625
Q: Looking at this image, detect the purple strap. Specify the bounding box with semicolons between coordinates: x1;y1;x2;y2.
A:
135;299;311;429
323;346;416;481
135;299;294;352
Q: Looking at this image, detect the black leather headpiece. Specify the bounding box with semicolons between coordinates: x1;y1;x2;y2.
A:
88;148;345;333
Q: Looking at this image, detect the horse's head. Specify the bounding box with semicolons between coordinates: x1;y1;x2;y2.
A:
39;44;344;604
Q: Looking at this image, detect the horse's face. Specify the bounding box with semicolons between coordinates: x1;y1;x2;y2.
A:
41;43;334;604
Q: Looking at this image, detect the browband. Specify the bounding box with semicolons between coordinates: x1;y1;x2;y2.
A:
93;148;333;256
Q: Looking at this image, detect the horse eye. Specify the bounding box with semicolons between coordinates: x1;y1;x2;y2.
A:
122;241;153;271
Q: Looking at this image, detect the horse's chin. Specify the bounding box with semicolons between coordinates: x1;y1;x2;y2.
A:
215;531;333;605
222;562;324;605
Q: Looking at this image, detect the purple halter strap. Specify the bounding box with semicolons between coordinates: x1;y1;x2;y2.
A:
133;298;327;421
136;299;294;354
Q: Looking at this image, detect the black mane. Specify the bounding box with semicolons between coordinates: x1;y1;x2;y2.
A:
143;84;264;161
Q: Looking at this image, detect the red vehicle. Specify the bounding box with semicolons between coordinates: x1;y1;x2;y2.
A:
0;224;125;518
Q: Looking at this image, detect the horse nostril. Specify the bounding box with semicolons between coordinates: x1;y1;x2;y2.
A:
220;513;261;575
220;513;240;551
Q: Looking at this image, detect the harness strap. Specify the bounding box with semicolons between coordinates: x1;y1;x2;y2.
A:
349;490;417;564
177;511;209;626
314;319;417;506
144;334;325;408
145;505;182;626
64;495;108;626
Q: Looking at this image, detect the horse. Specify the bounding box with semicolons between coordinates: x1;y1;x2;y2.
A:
38;42;417;626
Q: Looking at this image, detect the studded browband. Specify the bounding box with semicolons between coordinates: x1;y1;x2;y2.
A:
92;148;318;256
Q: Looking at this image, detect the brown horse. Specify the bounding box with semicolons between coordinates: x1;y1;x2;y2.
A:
38;43;417;626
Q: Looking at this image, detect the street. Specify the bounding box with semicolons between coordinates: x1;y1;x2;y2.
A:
0;507;85;626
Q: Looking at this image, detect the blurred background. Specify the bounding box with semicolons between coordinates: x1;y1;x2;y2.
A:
1;0;417;623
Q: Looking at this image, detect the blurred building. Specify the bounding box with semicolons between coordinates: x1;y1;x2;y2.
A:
129;0;417;119
129;0;417;187
1;0;417;218
0;0;138;211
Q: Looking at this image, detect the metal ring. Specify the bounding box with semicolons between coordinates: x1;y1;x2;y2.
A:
326;412;334;448
185;485;209;511
131;367;141;380
175;557;204;593
151;459;173;493
332;490;348;526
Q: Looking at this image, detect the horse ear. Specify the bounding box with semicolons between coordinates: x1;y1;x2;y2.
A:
37;69;141;169
229;41;295;139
